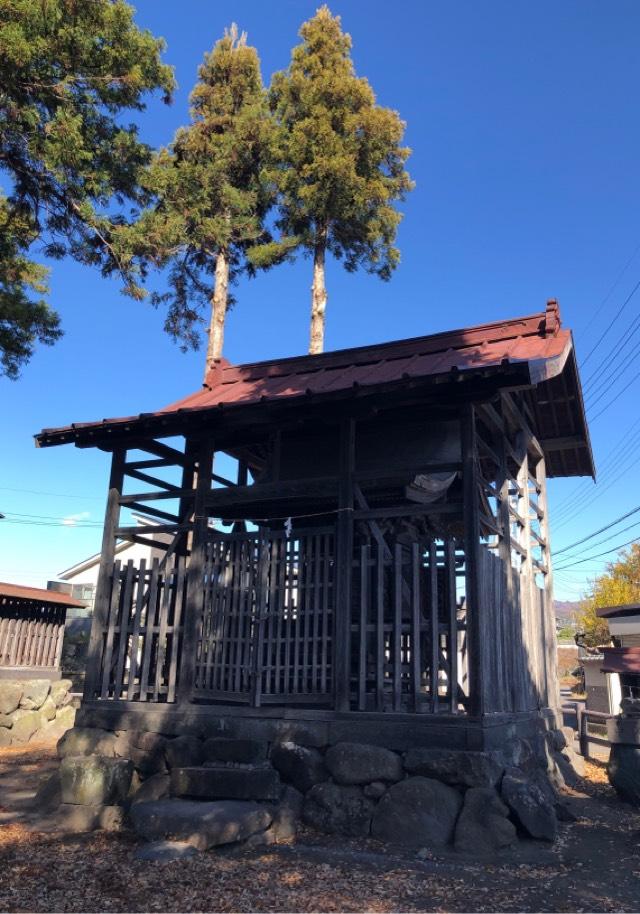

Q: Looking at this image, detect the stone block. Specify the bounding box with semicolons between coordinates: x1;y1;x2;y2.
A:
454;787;517;854
0;682;22;715
165;736;204;769
46;705;76;741
501;767;557;841
0;727;12;747
171;765;281;801
371;777;462;847
60;756;134;806
57;726;118;758
40;696;57;722
325;742;403;785
270;742;327;792
404;748;503;789
608;744;640;805
129;799;272;851
267;785;303;841
0;713;12;728
57;803;125;833
19;679;50;710
50;680;73;708
203;737;267;765
11;710;42;743
303;783;375;837
130;773;171;805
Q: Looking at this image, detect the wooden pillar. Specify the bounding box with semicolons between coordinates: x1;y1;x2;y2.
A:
497;415;516;713
176;438;214;702
536;454;560;712
335;416;355;712
83;448;125;701
461;404;483;717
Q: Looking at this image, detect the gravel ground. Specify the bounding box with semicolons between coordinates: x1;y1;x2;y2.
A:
1;743;639;913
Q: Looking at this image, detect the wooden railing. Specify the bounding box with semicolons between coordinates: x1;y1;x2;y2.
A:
90;556;186;702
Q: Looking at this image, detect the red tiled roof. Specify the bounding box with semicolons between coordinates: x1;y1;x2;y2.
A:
35;300;592;476
0;582;86;608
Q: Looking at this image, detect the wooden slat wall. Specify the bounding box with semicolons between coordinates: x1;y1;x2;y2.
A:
89;556;186;702
478;546;550;714
0;599;66;670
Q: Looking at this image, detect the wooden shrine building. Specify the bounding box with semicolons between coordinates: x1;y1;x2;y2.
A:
0;582;86;680
35;299;593;750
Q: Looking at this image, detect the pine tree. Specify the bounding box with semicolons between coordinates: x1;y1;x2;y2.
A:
0;0;174;378
122;26;274;375
257;5;413;354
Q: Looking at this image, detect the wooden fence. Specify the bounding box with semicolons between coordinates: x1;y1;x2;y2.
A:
194;528;335;706
0;602;66;672
353;538;467;713
92;556;186;702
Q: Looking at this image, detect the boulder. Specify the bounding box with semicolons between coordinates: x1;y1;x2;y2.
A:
364;781;387;799
271;742;327;792
325;742;403;785
608;744;640;805
501;767;557;841
11;710;43;743
40;696;57;722
130;773;171;805
0;727;11;748
371;777;462;847
454;787;517;854
19;679;50;710
117;731;168;777
57;726;118;758
134;841;198;862
203;737;267;765
404;748;503;789
303;782;375;837
60;756;134;806
50;680;73;708
129;799;272;851
267;785;303;841
499;737;536;773
0;713;12;728
0;682;22;715
56;803;125;833
45;705;76;741
165;736;204;769
171;765;281;801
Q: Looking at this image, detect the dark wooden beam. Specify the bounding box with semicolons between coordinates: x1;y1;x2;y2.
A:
540;435;586;452
83;448;125;701
177;440;214;702
461;405;483;717
335;417;356;712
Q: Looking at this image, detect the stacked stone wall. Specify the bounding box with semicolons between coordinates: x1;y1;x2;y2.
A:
0;679;76;747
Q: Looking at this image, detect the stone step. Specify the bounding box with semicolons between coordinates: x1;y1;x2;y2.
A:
170;765;281;801
202;737;268;765
130;799;272;851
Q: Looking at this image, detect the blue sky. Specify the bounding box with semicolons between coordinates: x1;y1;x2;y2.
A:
2;0;640;602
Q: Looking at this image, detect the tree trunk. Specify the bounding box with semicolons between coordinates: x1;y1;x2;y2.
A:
204;249;230;379
309;236;328;355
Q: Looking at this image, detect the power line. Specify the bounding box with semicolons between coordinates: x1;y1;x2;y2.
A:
579;240;640;341
0;486;104;500
553;504;640;556
552;448;640;531
589;365;640;422
581;275;640;370
554;535;640;571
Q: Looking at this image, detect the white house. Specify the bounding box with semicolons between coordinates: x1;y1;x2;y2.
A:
47;514;172;616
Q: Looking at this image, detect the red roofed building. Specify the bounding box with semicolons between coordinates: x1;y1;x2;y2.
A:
34;300;592;759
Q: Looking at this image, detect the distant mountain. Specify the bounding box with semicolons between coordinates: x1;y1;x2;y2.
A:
555;600;581;623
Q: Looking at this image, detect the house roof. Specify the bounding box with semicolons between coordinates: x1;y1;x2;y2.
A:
601;646;640;675
597;604;640;619
0;582;86;608
35;300;593;477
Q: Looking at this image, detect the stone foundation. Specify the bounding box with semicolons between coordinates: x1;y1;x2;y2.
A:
41;715;583;853
0;679;76;747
